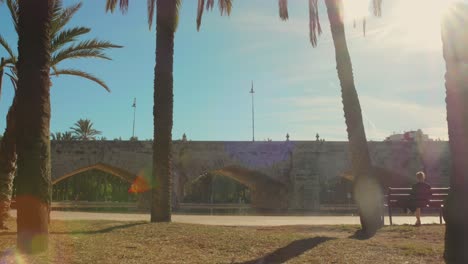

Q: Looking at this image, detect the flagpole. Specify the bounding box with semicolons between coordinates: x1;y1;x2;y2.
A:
132;98;136;138
250;81;255;142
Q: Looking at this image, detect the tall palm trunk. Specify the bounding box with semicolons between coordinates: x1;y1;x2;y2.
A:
15;0;53;253
325;0;382;237
151;0;176;222
0;97;17;228
442;6;468;262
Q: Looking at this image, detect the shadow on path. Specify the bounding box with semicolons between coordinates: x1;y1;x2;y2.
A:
237;236;335;264
0;222;147;236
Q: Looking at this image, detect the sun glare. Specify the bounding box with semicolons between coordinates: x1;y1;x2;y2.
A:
343;0;369;20
394;0;457;46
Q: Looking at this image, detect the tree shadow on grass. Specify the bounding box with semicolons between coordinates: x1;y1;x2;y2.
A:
53;221;148;235
0;222;147;236
237;236;335;264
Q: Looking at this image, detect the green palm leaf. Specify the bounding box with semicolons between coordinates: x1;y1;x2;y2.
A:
51;1;82;37
5;0;18;34
51;27;91;53
0;35;16;62
51;40;122;65
4;71;17;91
2;0;121;93
51;69;111;92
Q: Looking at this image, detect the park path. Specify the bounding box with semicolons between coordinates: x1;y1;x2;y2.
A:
8;210;443;226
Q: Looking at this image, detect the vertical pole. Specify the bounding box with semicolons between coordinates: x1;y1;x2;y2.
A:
250;81;255;142
132;98;136;138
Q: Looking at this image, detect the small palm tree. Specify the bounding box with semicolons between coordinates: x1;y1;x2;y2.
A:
51;131;75;141
70;119;102;141
51;132;62;141
106;0;231;222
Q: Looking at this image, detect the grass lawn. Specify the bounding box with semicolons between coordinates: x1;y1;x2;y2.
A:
0;218;444;263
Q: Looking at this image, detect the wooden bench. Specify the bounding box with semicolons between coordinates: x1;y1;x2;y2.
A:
385;187;449;225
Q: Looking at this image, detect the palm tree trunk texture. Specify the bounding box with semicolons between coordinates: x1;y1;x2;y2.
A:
0;97;18;228
325;0;382;237
442;8;468;262
151;0;177;222
15;0;53;253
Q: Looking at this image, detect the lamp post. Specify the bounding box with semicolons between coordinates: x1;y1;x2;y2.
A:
250;81;255;142
131;98;136;139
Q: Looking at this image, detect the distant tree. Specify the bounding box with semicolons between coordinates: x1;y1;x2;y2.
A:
51;131;75;141
70;119;102;141
51;132;62;141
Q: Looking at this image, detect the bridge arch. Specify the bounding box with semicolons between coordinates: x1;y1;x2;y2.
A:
184;165;288;210
52;162;137;185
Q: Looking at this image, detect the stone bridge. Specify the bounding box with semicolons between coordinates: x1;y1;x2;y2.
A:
51;140;451;210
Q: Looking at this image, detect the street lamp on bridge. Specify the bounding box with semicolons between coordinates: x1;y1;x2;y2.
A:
250;81;255;142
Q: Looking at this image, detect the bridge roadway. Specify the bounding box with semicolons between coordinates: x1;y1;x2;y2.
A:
8;210;443;226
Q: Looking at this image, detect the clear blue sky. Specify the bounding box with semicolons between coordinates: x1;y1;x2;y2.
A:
0;0;461;141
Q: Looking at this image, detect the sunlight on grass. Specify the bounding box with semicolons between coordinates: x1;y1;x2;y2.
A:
0;219;446;263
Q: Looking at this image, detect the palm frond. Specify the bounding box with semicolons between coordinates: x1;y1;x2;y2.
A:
197;0;231;31
5;70;17;91
147;0;156;30
6;0;18;34
51;69;111;92
308;0;322;47
0;35;16;62
51;1;82;37
51;27;91;53
52;50;111;66
51;40;122;66
196;0;205;31
70;118;102;140
105;0;129;13
206;0;214;10
373;0;382;17
2;58;16;68
279;0;288;20
175;0;182;30
218;0;232;16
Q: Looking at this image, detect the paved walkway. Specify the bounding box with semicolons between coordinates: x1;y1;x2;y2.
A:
9;210;443;226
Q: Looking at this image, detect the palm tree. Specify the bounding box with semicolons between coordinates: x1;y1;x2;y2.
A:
441;4;468;262
0;0;119;96
13;0;54;254
105;0;231;222
51;131;75;141
279;0;383;237
0;0;120;230
70;119;102;140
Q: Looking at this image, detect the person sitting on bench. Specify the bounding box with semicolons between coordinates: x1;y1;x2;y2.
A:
409;171;432;226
